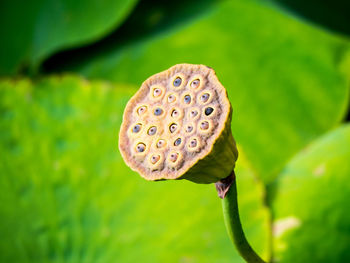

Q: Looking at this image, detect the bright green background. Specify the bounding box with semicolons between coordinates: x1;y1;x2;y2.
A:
0;0;350;262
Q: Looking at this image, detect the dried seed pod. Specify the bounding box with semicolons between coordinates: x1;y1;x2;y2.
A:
119;64;238;183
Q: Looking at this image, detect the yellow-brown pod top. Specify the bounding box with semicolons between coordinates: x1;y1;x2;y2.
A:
119;64;233;182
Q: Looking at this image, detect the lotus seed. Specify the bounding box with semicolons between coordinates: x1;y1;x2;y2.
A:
200;121;209;130
184;95;191;104
201;93;210;102
205;107;214;116
168;94;176;103
132;124;142;133
156;139;166;148
148;126;157;135
173;77;182;87
137;106;147;115
190;139;197;147
136;143;146;152
169;153;178;162
190;110;198;118
169;123;177;133
153;88;162;97
154;108;163;116
171;109;179;118
186;125;193;133
174;138;182;146
191;79;200;89
151;155;160;164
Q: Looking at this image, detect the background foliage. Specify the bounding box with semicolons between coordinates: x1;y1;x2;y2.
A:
0;0;349;262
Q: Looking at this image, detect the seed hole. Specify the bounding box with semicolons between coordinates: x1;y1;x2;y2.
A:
154;108;163;116
151;155;160;164
205;107;214;116
153;88;162;97
168;94;176;103
137;106;147;115
148;126;157;135
169;153;178;162
190;139;197;148
171;109;179;118
136;143;146;153
190;110;198;118
156;139;165;148
191;79;200;89
169;123;177;133
132;124;142;133
174;138;182;146
156;139;166;148
200;121;209;130
201;93;210;103
184;95;191;104
186;125;193;133
173;77;182;87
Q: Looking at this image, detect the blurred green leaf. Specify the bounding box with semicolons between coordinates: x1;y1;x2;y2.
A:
270;0;350;36
70;0;350;183
0;76;269;262
271;125;350;262
42;0;221;72
0;0;138;76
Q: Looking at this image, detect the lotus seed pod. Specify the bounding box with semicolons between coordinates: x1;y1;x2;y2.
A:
119;64;238;183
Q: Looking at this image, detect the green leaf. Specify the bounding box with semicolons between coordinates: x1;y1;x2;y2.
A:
270;0;350;36
272;125;350;263
0;0;138;76
0;76;268;262
72;0;350;183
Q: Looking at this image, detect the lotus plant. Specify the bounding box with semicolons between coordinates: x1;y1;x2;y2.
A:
119;64;266;263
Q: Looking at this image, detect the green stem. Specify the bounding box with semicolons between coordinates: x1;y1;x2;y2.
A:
217;171;266;263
